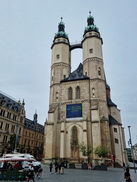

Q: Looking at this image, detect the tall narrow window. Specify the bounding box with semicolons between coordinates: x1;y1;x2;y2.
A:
0;122;3;129
56;92;59;101
92;88;95;98
68;87;73;100
98;67;101;77
71;126;79;157
76;86;80;99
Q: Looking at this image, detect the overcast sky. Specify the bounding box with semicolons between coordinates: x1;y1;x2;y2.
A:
0;0;137;145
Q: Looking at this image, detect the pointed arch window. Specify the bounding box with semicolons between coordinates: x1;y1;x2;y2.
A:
68;87;73;100
71;126;79;157
76;86;80;99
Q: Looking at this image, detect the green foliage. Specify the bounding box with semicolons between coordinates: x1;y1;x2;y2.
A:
9;134;16;150
94;146;109;158
79;142;92;157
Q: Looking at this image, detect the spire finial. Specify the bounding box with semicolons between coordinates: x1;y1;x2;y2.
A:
61;17;63;22
89;11;91;16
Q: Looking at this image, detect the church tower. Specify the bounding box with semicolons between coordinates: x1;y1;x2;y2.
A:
50;17;70;104
43;13;127;166
82;12;111;152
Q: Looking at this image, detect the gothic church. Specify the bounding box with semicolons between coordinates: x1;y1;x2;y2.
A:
43;13;127;165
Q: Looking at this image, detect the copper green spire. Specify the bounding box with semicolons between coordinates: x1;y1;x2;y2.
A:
87;11;94;26
58;17;65;32
54;17;69;40
84;12;99;35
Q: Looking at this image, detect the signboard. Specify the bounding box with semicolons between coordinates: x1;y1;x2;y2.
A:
66;103;82;119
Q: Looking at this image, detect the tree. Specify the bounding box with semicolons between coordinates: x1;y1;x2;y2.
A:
79;142;92;162
9;134;16;151
94;146;109;158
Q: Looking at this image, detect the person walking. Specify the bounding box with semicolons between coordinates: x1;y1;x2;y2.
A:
27;169;35;182
61;161;65;174
58;161;62;174
49;161;53;174
124;167;132;182
123;162;126;171
54;161;58;174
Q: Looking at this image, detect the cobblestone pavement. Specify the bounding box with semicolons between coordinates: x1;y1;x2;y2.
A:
34;164;137;182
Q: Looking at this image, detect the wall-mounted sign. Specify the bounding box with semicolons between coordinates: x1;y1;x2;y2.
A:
66;103;82;119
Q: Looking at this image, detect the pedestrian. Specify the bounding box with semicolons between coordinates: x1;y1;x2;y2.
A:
124;167;132;182
54;161;58;174
49;161;53;174
61;161;65;174
37;165;43;178
88;162;92;170
27;169;35;182
58;161;62;174
123;162;125;171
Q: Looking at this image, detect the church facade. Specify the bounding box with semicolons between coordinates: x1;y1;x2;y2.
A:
43;13;127;165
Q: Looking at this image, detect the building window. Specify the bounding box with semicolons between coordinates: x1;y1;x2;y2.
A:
98;67;101;77
0;109;5;116
0;122;3;129
11;125;15;133
7;112;11;119
114;128;117;133
92;88;95;98
56;54;60;59
3;135;8;144
115;138;119;144
19;127;21;134
76;86;80;99
89;48;93;53
68;87;73;100
13;115;17;121
85;71;87;76
5;123;9;131
64;75;66;79
71;126;78;157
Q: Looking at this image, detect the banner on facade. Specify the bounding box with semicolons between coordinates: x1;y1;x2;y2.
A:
66;103;82;119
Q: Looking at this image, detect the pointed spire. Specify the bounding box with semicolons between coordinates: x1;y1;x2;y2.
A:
84;12;99;35
33;111;38;123
58;17;65;32
22;99;25;106
87;10;94;26
53;17;69;41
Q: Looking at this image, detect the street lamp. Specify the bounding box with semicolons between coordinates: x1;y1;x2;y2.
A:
128;126;136;173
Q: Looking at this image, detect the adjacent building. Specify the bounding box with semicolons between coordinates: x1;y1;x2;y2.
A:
21;113;44;160
43;13;127;165
0;91;25;155
0;91;44;160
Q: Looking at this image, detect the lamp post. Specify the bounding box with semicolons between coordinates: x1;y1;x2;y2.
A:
128;126;136;173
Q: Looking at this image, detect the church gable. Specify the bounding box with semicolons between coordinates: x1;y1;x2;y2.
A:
60;63;89;82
